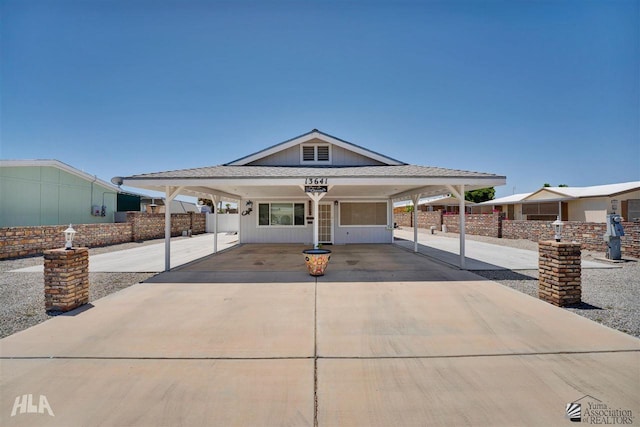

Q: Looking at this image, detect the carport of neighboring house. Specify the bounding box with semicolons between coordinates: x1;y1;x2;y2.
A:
112;129;506;271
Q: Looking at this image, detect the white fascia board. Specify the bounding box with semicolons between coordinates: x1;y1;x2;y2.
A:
123;176;506;188
1;159;120;192
226;131;404;166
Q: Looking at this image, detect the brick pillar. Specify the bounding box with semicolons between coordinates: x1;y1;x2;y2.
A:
44;248;89;312
538;241;581;306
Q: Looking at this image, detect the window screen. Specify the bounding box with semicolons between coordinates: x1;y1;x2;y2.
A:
340;202;387;226
258;203;306;226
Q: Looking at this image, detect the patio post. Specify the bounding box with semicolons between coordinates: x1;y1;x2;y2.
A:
411;194;421;252
446;184;466;269
209;194;219;253
304;191;327;249
164;186;183;272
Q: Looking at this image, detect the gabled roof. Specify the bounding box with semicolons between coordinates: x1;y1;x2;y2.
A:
0;159;120;192
525;182;640;201
224;129;406;166
478;192;532;205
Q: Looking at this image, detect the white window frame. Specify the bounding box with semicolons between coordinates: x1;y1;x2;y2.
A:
257;202;307;227
337;200;389;227
300;143;332;164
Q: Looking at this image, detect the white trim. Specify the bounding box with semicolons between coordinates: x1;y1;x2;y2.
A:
256;201;307;227
299;143;332;165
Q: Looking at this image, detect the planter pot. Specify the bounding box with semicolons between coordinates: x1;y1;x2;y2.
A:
303;249;332;276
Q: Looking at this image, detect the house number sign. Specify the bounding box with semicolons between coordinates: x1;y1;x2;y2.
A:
305;177;328;185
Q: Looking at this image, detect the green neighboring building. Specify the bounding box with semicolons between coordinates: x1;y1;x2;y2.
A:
0;159;123;227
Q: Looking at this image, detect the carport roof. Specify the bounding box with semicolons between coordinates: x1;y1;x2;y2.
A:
124;164;502;180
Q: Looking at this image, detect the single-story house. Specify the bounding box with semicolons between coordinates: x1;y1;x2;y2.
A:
0;159;120;227
113;129;506;270
477;182;640;222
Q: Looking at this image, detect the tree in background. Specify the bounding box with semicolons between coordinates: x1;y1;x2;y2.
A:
543;183;569;187
465;187;495;203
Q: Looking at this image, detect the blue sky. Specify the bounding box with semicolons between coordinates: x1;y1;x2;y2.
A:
2;0;638;200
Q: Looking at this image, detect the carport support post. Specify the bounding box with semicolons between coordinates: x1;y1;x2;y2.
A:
411;194;421;252
164;186;183;272
209;194;219;254
305;192;326;249
447;184;466;269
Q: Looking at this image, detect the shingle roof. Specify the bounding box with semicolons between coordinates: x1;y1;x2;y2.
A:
126;165;503;180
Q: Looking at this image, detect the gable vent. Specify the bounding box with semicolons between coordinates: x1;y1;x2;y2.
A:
317;146;330;161
303;146;315;161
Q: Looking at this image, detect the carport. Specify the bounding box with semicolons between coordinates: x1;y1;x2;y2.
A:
112;130;506;271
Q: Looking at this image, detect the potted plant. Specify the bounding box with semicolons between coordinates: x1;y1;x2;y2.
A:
302;246;332;276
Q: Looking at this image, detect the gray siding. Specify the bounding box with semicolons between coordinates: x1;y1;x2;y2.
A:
334;226;393;244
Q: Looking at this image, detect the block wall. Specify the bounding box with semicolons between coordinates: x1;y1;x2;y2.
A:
0;223;132;260
0;213;207;259
442;213;503;237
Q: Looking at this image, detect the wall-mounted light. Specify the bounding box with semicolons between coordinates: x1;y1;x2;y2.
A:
334;200;338;206
64;224;76;250
241;200;254;216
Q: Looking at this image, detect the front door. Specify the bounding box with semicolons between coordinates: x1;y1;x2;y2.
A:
318;203;333;244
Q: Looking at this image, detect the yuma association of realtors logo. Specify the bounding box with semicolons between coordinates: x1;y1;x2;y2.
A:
11;394;54;417
566;395;634;424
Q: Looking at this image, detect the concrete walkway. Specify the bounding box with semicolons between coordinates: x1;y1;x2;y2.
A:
394;228;617;270
1;244;638;426
11;232;239;273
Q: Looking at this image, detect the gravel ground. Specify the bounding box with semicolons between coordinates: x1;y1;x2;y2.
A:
442;232;640;338
0;241;160;338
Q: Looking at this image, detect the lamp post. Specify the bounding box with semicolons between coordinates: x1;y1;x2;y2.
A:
64;224;76;250
552;216;563;242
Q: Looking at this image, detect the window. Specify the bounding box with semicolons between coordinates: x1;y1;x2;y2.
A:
300;144;331;163
258;203;305;226
339;202;387;226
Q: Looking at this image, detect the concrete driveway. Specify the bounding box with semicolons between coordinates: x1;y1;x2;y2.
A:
1;244;638;426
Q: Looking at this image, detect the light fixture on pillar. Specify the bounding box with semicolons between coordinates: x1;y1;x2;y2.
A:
64;224;76;250
552;216;563;242
241;200;254;216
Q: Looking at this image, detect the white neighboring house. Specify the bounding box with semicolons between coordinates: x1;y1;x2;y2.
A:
478;182;640;222
113;129;506;268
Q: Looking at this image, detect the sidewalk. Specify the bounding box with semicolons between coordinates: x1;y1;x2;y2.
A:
394;228;617;270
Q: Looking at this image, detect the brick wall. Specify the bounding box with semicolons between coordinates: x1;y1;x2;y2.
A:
442;213;503;237
0;223;132;260
126;212;206;241
0;212;207;260
394;211;443;228
503;220;639;257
